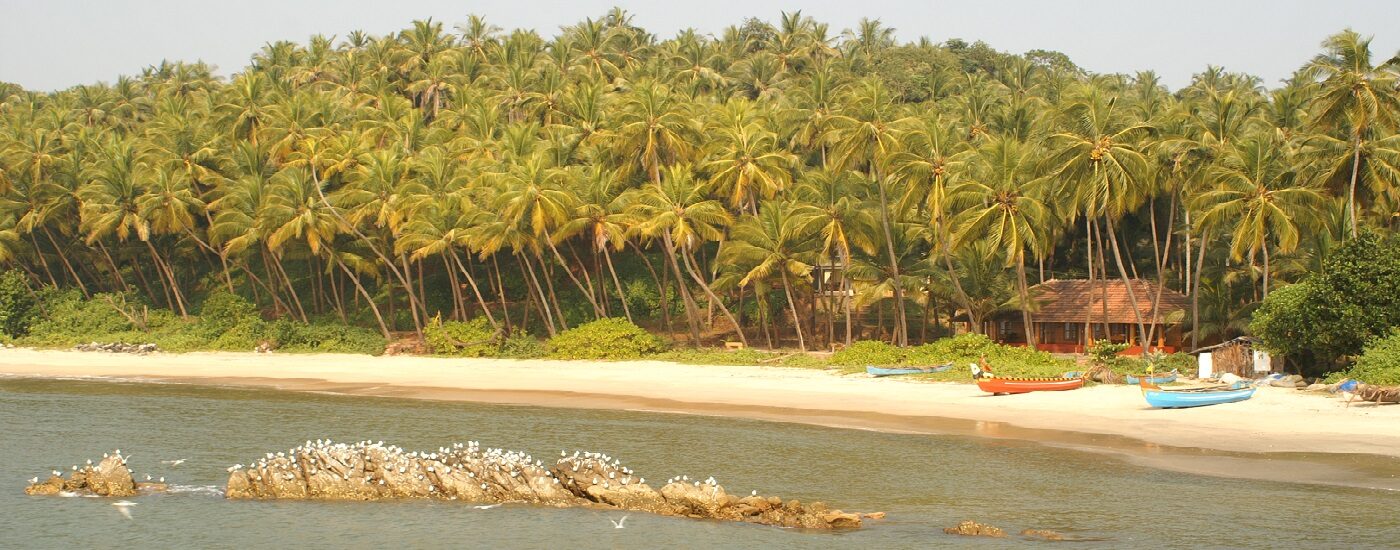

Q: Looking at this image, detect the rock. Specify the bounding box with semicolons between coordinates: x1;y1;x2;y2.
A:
1271;375;1303;388
25;451;137;497
944;520;1007;538
225;440;866;529
863;511;886;520
1021;529;1065;540
1304;383;1330;392
71;342;159;355
1219;373;1243;385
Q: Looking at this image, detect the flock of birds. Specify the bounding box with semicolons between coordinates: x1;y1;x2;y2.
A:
30;440;772;528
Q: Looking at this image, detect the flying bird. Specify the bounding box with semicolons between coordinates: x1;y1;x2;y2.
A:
112;501;137;520
161;459;187;467
610;516;629;529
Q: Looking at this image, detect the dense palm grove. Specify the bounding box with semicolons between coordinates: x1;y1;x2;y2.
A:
1;11;1397;353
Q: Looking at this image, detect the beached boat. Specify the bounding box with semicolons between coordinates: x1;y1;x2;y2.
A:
866;363;952;377
970;364;1084;394
1142;386;1256;408
1125;370;1179;385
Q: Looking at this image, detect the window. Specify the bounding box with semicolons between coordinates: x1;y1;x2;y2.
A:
1063;323;1078;341
999;320;1011;335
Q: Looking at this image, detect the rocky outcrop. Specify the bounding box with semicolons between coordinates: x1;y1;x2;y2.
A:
225;440;867;529
944;520;1007;537
25;451;138;497
1020;528;1065;540
72;342;159;354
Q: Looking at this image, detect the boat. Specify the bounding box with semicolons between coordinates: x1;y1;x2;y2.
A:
867;363;952;377
1125;370;1179;385
970;363;1084;394
1142;386;1256;408
1139;373;1257;408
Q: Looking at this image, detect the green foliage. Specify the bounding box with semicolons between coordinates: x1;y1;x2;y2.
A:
424;316;500;357
1331;330;1400;385
1087;341;1130;366
23;290;135;346
547;318;663;360
655;348;785;366
268;319;386;355
0;270;35;337
830;340;905;367
498;331;546;359
1252;232;1400;371
904;333;1072;379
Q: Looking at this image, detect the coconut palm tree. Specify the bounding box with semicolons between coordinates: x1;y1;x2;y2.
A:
721;201;818;350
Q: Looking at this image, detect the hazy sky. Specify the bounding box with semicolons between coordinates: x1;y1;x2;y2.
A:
2;0;1398;92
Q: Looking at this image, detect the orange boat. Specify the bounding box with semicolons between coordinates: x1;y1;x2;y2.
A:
970;362;1084;394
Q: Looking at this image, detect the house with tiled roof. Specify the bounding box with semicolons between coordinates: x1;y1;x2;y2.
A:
985;278;1189;354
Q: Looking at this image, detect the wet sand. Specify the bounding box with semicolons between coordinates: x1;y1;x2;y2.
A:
3;348;1398;489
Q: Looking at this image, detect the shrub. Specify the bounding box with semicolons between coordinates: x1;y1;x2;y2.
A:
904;333;1072;378
23;290;137;346
547;318;663;360
1333;330;1400;385
1252;231;1400;372
499;331;546;359
268;319;385;355
424;317;500;357
1087;341;1130;366
0;270;35;337
830;340;904;367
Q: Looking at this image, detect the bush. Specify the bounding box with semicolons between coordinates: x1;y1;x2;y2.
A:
830;340;904;367
23;290;136;346
268;319;386;355
499;331;546;359
904;333;1072;378
1087;341;1130;366
547;318;663;360
1252;231;1400;372
0;270;35;337
424;316;500;357
1332;330;1400;385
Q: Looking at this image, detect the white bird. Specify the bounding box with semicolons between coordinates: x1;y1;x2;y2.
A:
28;477;38;484
51;470;60;477
473;503;501;510
158;477;164;483
112;501;137;520
162;459;186;467
610;516;628;529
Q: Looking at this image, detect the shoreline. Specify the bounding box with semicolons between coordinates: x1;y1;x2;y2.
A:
3;348;1399;490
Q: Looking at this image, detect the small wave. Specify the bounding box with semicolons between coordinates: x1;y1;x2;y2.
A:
165;484;224;496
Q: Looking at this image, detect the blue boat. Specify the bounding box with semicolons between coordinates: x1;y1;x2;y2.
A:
1126;370;1179;385
1143;386;1256;408
867;363;952;377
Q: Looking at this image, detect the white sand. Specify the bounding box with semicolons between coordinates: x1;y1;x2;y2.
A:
3;348;1397;459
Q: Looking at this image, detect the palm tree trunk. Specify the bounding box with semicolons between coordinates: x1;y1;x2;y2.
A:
872;171;907;346
269;250;308;322
780;269;806;351
544;231;602;317
27;233;59;289
42;227;88;297
660;234;702;346
448;248;498;328
442;253;464;320
1190;230;1209;351
332;254;390;338
145;240;188;318
602;247;633;323
1348;132;1362;238
399;255;425;335
681;247;747;346
628;242;671;333
96;242;129;293
1104;216;1150;352
519;254;556;337
1262;243;1271;297
1016;254;1036;348
491;255;512;331
1083;215;1094;350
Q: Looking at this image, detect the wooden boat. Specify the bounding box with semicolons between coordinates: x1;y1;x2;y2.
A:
1125;370;1179;385
1142;386;1256;408
970;364;1084;394
867;363;952;377
1140;374;1256;408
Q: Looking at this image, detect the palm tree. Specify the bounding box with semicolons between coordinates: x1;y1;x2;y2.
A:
1303;29;1400;237
951;137;1048;347
793;169;875;345
722;201;818;350
1045;85;1155;351
1198;136;1325;296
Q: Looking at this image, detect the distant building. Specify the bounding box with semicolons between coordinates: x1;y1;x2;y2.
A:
984;279;1189;354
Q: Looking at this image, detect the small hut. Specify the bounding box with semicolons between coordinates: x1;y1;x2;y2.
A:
1192;337;1274;377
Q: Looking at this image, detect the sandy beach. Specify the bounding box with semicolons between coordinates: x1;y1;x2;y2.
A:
3;348;1399;488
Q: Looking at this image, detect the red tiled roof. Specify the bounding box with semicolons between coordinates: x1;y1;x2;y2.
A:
1021;279;1188;325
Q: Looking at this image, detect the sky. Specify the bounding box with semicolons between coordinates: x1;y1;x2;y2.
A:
2;0;1398;92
